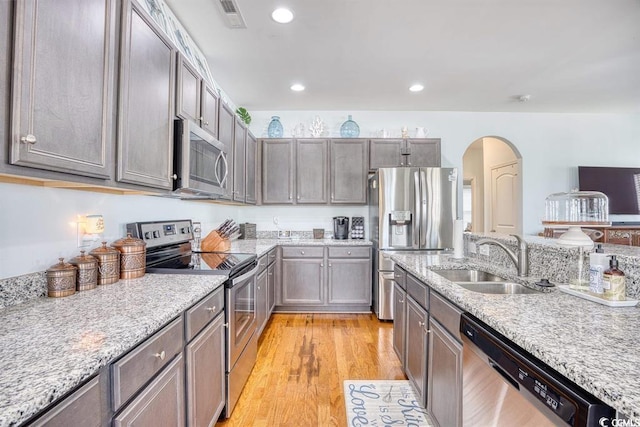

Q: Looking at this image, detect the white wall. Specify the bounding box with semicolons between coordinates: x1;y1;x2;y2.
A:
250;110;640;233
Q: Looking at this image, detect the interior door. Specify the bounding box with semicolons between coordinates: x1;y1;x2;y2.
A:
490;161;521;234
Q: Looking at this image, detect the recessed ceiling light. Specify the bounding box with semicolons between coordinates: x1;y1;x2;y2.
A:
290;83;305;92
409;84;424;92
272;8;294;24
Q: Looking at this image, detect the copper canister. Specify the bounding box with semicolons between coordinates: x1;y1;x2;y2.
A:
90;242;120;285
111;233;146;279
68;250;98;291
46;258;77;297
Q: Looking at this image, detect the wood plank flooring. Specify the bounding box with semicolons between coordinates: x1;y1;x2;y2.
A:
216;313;406;427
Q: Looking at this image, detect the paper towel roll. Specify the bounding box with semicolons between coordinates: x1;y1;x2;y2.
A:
452;219;464;259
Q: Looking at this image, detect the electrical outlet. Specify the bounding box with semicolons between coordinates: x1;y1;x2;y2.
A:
468;242;477;254
479;245;491;256
273;216;279;226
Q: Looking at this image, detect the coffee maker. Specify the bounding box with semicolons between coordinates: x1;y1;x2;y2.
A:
333;217;349;240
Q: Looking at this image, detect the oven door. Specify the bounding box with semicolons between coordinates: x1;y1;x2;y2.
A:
226;264;258;370
174;119;228;197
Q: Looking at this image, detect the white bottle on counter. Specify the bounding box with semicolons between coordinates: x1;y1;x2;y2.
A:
588;244;608;295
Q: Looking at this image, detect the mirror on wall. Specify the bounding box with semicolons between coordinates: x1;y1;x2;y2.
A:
462;136;523;235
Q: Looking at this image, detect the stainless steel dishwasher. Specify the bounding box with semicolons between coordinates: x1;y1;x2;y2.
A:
460;313;616;426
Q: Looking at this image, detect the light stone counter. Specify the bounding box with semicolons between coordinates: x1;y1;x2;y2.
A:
229;238;372;257
0;273;226;427
390;253;640;422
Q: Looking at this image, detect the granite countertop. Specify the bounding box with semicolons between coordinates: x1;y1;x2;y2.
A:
230;238;372;256
390;253;640;421
0;273;226;427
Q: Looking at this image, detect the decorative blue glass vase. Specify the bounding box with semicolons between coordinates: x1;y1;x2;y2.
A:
267;116;284;138
340;115;360;138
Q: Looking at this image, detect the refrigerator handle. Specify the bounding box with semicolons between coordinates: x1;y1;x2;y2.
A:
413;170;420;247
420;169;428;247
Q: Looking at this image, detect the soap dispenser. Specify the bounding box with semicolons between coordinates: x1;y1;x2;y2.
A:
602;255;625;300
588;244;608;295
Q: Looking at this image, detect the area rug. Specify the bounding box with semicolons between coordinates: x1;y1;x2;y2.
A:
343;380;434;426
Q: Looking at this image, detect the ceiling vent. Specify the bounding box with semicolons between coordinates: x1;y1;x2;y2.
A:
217;0;247;29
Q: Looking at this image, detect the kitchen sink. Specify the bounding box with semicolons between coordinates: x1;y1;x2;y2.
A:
434;269;540;294
456;282;540;294
434;269;507;283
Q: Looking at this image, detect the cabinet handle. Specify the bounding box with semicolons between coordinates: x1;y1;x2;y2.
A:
257;286;261;290
171;174;178;180
321;263;324;267
268;272;273;276
300;250;305;255
223;323;229;328
347;251;352;255
418;321;425;327
204;121;209;126
205;306;216;312
20;134;37;144
297;195;300;200
399;298;404;303
199;116;204;121
154;350;166;361
328;263;332;267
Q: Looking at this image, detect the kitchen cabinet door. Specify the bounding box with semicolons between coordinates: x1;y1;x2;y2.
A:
10;0;116;179
267;263;276;315
297;139;328;204
327;258;371;304
256;267;269;336
329;139;368;204
200;81;219;138
405;296;428;406
113;354;185;427
233;119;247;202
428;318;462;427
185;314;225;427
281;259;324;305
369;139;404;169
176;53;200;124
405;138;441;167
262;139;295;204
218;102;235;200
117;0;175;190
393;283;407;368
245;132;257;205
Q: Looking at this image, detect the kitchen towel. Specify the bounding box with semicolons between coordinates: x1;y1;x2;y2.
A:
452;219;465;259
343;380;433;426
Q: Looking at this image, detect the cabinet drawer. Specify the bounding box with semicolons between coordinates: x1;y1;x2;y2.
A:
393;266;407;290
185;287;224;342
328;246;370;258
258;254;268;273
430;292;462;341
406;274;429;309
112;317;184;411
281;246;324;258
268;248;277;265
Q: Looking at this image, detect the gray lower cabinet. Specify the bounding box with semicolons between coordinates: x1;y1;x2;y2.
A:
329;139;368;204
117;0;175;190
369;138;441;169
261;139;295;204
218;102;235;200
245;132;257;204
10;0;116;179
256;259;269;336
113;354;185;427
30;373;108;427
405;296;428;406
233;119;246;202
297;139;328;203
427;291;463;427
185;313;225;427
327;247;371;305
392;283;407;368
267;262;276;314
281;257;324;305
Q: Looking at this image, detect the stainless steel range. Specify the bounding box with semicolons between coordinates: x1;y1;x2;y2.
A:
126;219;258;419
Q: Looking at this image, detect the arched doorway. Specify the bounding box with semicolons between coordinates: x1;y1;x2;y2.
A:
462;136;523;235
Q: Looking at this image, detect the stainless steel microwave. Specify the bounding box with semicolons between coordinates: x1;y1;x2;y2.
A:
173;119;228;198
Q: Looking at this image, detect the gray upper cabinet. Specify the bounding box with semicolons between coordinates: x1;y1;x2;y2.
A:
233;119;246;202
262;139;295;204
245;132;257;204
218;102;235;200
176;53;219;138
10;0;116;179
297;139;328;204
370;138;441;169
329;139;368;204
117;0;175;190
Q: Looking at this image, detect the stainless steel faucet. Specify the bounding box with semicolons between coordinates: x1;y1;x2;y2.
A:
476;235;529;277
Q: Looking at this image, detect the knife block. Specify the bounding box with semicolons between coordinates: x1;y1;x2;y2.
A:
200;230;231;252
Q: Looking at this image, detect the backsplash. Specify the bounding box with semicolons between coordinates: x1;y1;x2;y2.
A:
464;233;640;299
0;272;46;309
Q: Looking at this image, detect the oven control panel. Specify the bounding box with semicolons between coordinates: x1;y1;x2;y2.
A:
126;220;193;249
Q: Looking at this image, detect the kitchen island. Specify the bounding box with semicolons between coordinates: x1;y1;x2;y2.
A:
390;251;640;422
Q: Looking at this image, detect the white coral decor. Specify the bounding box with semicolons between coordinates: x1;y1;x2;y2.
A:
309;116;325;137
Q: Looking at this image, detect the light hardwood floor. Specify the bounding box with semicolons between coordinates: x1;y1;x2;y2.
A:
216;313;406;427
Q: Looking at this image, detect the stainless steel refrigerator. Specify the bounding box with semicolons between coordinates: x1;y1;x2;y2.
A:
369;167;458;320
